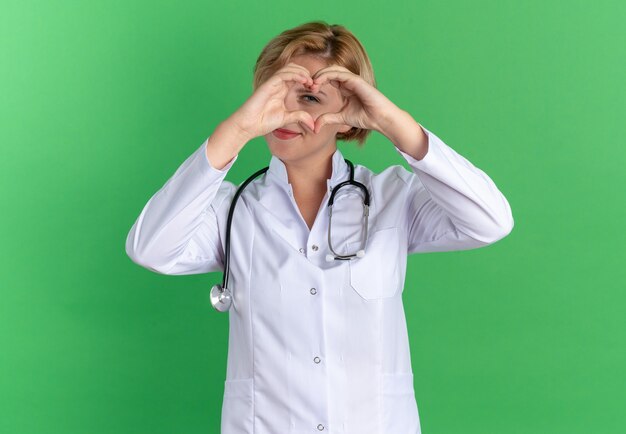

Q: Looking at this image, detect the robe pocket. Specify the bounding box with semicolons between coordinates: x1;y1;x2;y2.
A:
382;372;421;434
221;378;253;433
346;227;401;300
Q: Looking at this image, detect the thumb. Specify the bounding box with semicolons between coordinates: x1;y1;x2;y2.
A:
313;112;344;134
284;110;315;133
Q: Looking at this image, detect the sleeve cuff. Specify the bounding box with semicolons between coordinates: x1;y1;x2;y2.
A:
393;123;449;174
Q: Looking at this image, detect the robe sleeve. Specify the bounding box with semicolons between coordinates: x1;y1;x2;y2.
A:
125;137;238;274
394;124;514;254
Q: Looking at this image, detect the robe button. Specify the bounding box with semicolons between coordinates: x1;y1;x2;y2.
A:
313;356;321;364
312;244;319;251
310;288;317;295
299;248;305;254
317;424;325;430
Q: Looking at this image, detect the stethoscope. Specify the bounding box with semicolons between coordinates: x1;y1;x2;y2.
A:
210;158;370;312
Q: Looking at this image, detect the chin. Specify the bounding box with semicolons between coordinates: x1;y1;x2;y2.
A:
266;136;300;151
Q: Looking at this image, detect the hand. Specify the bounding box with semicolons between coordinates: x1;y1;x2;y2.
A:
307;65;402;134
228;63;317;140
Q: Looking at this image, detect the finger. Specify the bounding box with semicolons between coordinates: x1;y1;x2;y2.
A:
314;112;345;134
274;71;313;87
312;72;359;99
313;70;354;89
280;63;314;83
267;68;313;90
311;64;345;80
310;68;352;96
284;110;315;133
283;62;314;77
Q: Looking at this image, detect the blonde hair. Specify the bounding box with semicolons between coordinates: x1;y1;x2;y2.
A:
252;21;377;147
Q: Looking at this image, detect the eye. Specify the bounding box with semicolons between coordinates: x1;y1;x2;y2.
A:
301;94;320;103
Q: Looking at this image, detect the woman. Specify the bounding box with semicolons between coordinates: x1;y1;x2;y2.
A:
125;21;514;434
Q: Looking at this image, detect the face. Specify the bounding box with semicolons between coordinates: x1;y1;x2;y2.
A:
263;54;352;168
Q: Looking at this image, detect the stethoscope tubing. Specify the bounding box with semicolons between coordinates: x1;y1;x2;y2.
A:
212;158;369;311
223;166;269;291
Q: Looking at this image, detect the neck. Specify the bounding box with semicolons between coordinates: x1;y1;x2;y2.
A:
285;148;336;197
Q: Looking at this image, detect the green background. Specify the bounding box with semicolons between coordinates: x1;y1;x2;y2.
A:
1;0;624;433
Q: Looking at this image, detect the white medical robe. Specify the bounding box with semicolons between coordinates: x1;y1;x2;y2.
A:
125;123;514;434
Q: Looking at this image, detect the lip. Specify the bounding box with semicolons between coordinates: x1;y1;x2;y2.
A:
272;128;302;140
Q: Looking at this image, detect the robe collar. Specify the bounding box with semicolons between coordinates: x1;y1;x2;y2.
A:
266;148;350;192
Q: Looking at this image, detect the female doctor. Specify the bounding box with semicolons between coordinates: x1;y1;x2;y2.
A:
125;21;514;434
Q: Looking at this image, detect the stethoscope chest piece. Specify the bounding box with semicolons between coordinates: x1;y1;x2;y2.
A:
210;284;232;312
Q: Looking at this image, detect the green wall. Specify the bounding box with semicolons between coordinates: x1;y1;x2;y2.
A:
1;0;624;433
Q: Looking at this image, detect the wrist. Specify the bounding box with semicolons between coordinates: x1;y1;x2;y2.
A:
223;115;254;145
378;110;429;160
375;107;407;136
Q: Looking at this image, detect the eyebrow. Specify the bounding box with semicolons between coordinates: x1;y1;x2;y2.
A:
296;88;327;97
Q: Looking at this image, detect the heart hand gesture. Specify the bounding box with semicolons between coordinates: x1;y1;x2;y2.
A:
306;65;401;135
